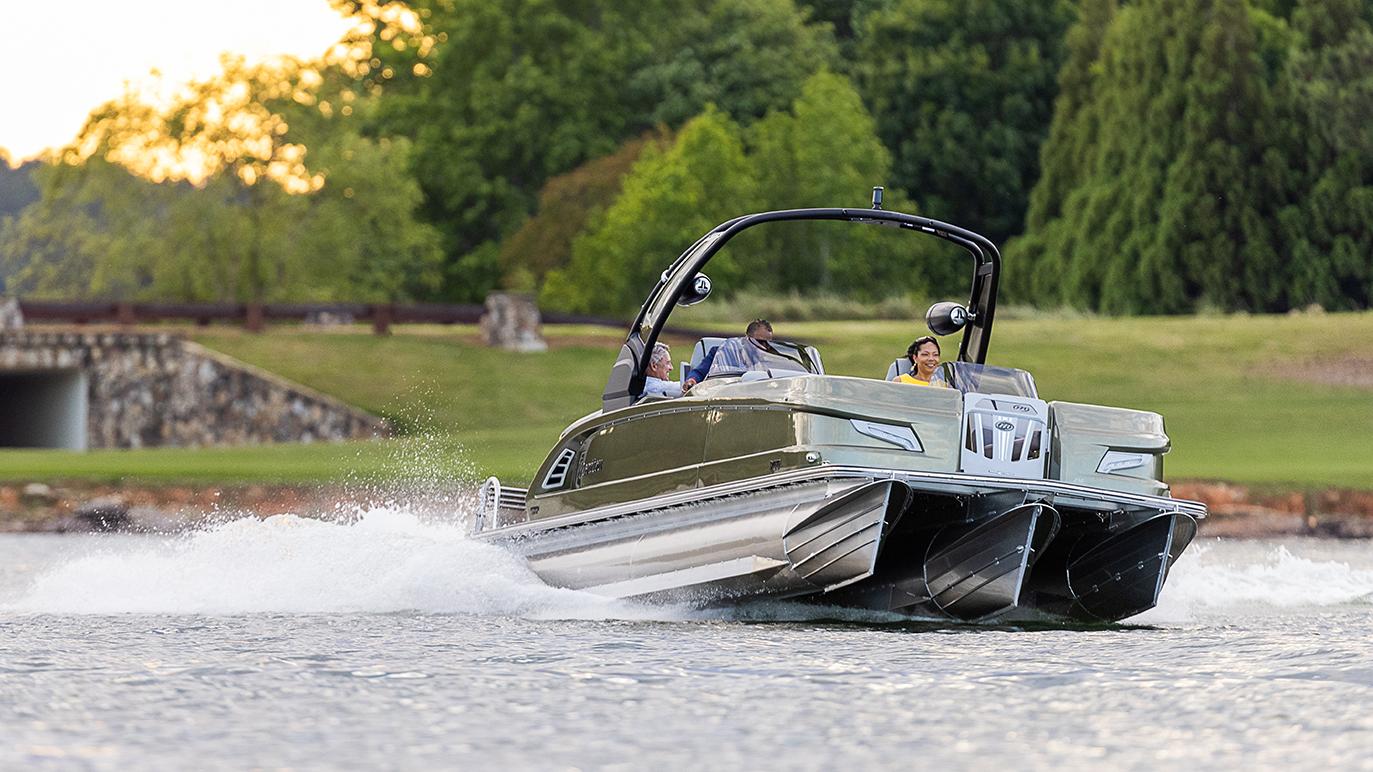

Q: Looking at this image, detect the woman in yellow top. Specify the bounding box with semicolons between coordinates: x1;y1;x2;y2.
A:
896;335;942;386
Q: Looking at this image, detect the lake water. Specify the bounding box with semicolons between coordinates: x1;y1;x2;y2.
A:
2;509;1372;770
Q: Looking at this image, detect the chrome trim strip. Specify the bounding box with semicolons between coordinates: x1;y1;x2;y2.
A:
477;464;1207;540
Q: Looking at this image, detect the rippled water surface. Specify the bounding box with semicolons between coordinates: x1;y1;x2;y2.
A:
2;510;1372;770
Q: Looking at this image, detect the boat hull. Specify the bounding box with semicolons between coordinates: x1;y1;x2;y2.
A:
476;467;1204;622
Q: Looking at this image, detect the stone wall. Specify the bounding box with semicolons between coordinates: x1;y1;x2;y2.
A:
0;330;385;448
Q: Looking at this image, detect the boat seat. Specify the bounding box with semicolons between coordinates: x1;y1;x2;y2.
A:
691;337;727;370
885;358;909;381
682;336;726;381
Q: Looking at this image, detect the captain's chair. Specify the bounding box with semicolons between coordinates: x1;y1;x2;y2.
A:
885;357;911;381
682;336;726;383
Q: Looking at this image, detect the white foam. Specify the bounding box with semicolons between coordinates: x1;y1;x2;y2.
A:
1139;540;1373;623
11;511;1372;625
4;508;673;619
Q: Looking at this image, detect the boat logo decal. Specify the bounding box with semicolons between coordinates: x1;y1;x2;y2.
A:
583;458;604;475
995;420;1016;431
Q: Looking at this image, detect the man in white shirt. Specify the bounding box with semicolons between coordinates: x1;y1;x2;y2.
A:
643;342;683;399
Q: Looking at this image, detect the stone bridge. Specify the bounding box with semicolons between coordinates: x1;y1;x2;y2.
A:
0;330;384;449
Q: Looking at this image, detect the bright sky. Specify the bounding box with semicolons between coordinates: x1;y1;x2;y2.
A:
0;0;354;164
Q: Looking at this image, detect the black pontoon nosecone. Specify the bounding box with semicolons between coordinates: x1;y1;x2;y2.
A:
474;192;1204;623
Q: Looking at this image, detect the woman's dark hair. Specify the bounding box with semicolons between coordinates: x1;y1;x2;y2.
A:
906;335;940;361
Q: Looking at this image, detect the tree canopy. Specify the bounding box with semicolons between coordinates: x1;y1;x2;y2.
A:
7;0;1373;315
855;0;1076;244
0;54;442;302
540;71;934;314
497;130;672;292
358;0;838;299
1012;0;1373;313
0;155;40;218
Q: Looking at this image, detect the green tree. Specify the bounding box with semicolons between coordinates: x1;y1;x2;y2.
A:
855;0;1076;244
1006;0;1116;304
541;109;758;314
1023;0;1117;235
0;153;44;292
632;0;838;127
1279;0;1373;309
1137;0;1277;313
366;0;655;276
1013;0;1291;313
270;133;444;301
539;72;930;313
363;0;835;300
0;55;442;302
0;154;41;218
748;70;919;294
49;57;332;301
0;162;113;298
497;131;671;292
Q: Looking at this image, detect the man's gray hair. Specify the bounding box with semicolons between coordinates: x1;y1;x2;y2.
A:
650;342;672;370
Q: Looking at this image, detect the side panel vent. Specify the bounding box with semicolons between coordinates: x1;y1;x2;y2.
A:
542;448;577;490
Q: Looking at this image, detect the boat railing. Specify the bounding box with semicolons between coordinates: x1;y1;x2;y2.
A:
475;476;528;533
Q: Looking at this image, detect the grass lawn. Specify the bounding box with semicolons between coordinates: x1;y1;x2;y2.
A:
2;313;1371;490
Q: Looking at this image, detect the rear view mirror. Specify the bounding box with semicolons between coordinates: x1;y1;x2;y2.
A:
677;273;712;307
926;301;970;335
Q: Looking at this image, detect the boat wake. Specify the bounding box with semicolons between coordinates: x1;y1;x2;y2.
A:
1139;539;1373;623
6;512;1371;624
2;508;672;619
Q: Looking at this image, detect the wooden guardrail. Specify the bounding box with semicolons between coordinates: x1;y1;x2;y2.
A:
14;300;729;339
16;300;482;335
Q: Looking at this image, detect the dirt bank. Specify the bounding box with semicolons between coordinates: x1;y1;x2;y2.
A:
1173;482;1373;538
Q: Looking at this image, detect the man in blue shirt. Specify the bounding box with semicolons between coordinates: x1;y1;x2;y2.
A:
684;319;772;390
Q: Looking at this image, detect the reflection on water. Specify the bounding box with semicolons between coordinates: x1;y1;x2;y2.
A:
1;514;1371;769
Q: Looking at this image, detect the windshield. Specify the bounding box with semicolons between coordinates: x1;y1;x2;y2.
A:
706;338;818;378
931;362;1037;398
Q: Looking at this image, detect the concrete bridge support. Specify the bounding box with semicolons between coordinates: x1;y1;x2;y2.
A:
0;330;384;449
